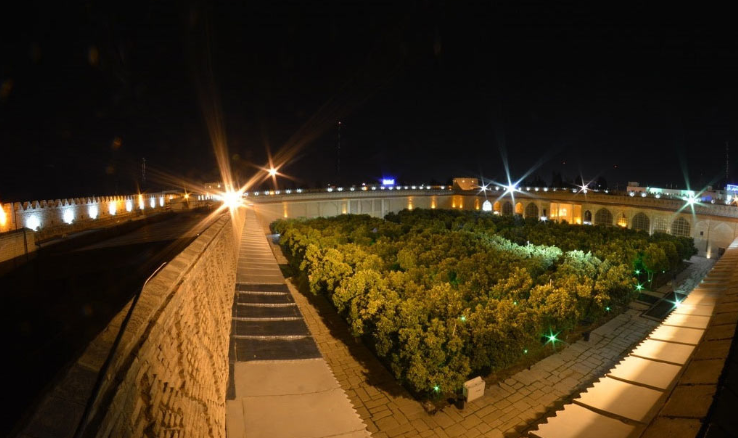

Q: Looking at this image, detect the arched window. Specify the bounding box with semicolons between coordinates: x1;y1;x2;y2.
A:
653;217;668;233
594;208;613;226
482;200;492;211
584;210;592;222
515;202;524;215
671;217;691;237
493;201;501;213
632;213;650;232
616;213;628;228
502;201;513;216
525;203;539;219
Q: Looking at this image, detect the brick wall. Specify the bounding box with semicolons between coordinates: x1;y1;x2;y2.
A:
0;228;36;264
0;194;174;240
77;211;244;438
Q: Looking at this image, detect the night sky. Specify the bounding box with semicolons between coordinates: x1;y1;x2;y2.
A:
2;2;737;201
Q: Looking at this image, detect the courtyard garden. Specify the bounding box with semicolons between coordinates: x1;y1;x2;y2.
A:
272;209;696;399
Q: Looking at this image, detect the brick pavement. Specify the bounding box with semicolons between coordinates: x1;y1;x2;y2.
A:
278;251;660;438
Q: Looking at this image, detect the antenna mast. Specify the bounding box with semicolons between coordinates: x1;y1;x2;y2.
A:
337;121;342;184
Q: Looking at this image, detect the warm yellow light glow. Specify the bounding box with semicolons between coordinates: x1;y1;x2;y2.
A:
408;198;414;210
184;193;190;200
269;167;278;177
431;197;436;209
0;205;6;227
222;191;242;209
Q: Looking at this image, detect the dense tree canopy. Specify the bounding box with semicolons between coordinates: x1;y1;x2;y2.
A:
273;209;696;396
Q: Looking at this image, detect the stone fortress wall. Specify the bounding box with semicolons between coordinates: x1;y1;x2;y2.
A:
0;193;173;240
74;211;244;438
248;187;738;258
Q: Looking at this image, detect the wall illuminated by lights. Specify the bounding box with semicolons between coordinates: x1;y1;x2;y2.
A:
0;193;172;237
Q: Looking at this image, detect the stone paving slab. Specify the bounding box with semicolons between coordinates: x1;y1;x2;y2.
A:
234;360;344;397
574;376;663;422
234;303;302;318
675;303;715;317
530;403;637;438
649;325;704;345
234;318;310;336
233;336;322;361
237;389;369;438
607;355;682;390
663;313;711;329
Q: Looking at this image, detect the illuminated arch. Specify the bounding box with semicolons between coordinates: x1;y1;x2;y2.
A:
583;210;592;223
671;217;691;237
524;203;539;219
632;212;650;232
502;201;513;216
616;213;628;228
482;200;492;212
493;201;501;213
515;202;524;215
594;208;613;226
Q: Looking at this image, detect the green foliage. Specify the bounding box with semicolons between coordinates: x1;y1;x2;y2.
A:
274;209;697;396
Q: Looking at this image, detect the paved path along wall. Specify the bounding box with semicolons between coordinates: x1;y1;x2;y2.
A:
531;238;738;438
226;210;368;438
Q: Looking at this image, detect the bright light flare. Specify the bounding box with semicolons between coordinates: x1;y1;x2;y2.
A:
26;215;41;231
88;205;99;219
544;329;561;346
222;190;242;209
269;167;278;177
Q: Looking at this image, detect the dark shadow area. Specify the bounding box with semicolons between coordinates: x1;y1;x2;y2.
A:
701;322;738;438
643;291;687;320
0;208;215;437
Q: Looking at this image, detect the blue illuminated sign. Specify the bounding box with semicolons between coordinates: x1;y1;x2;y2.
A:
727;184;738;192
381;178;395;186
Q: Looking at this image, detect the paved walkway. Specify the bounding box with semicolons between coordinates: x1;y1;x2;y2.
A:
226;210;368;438
532;244;732;438
267;241;661;438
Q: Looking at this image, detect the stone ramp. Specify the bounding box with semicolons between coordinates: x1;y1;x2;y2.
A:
531;248;738;438
226;210;368;438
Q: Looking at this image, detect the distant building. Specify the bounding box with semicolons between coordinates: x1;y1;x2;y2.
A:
453;178;479;191
627;182;736;203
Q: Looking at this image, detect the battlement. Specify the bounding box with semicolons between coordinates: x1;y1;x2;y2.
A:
0;192;176;238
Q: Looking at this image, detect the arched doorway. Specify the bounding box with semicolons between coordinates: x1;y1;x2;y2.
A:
525;203;539;219
632;213;650;232
594;208;613;226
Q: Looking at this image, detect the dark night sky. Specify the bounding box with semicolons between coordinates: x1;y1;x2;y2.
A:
2;1;737;201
